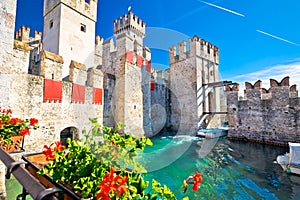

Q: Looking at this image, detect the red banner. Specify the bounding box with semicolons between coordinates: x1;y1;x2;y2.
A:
151;81;155;91
93;88;103;105
72;83;85;103
137;55;144;67
126;51;134;64
44;79;62;102
146;60;151;72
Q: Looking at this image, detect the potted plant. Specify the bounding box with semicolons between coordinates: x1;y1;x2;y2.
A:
0;108;39;152
23;120;202;199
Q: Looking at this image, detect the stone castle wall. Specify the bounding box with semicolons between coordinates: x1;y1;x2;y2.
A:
226;76;300;145
6;41;104;153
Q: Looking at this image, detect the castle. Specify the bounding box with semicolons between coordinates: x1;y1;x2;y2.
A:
226;76;300;145
0;0;224;153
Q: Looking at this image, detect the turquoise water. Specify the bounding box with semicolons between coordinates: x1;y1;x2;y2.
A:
138;135;300;200
6;135;300;200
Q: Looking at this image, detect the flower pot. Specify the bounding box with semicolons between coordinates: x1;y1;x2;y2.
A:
22;153;83;200
0;135;24;153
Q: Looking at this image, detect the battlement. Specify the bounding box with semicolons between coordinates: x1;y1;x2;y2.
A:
95;35;104;45
169;35;219;64
15;25;42;44
44;0;97;21
113;12;146;37
225;76;298;100
151;69;169;85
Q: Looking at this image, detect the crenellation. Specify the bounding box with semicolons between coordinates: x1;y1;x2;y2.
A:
169;35;219;64
168;45;177;65
34;30;43;41
15;26;42;48
15;25;30;42
87;67;103;88
39;50;63;80
177;40;187;60
69;60;87;85
12;41;30;74
143;46;151;61
290;85;298;98
113;12;146;37
226;77;300;145
261;88;271;100
95;35;104;67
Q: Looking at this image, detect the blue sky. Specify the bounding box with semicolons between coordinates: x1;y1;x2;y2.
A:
15;0;300;89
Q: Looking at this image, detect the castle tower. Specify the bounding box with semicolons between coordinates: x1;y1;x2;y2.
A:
43;0;97;78
112;12;149;137
169;36;222;133
0;0;17;109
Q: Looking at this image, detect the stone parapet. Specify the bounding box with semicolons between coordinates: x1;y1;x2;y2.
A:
169;35;219;65
69;60;87;85
226;76;300;145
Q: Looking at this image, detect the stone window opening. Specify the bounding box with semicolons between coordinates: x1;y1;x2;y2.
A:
50;20;53;29
80;23;86;32
249;107;251;110
52;73;54;79
248;127;250;130
233;108;236;111
134;105;136;109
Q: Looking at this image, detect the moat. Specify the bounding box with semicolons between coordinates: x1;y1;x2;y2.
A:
6;135;300;200
139;135;300;200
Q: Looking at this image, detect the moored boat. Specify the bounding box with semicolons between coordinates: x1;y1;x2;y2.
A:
276;142;300;175
196;128;227;138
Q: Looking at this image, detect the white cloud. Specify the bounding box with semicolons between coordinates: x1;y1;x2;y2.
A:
228;61;300;94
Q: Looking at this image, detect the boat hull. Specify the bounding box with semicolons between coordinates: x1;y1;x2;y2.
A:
197;129;227;138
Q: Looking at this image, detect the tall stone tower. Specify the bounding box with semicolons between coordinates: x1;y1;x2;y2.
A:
113;12;149;137
0;0;17;107
169;36;222;134
43;0;97;78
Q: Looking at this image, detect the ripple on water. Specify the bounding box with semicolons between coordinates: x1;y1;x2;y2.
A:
141;135;300;199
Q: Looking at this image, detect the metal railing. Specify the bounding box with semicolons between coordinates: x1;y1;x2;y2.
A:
0;148;62;200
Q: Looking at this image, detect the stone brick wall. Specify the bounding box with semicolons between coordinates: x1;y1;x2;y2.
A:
168;36;222;134
226;76;300;145
3;43;104;153
0;0;17;118
150;81;169;135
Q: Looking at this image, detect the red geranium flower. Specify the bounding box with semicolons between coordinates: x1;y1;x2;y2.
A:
42;141;66;161
20;127;30;136
96;167;128;200
53;141;65;152
6;109;12;114
30;118;38;126
0;108;39;145
10;118;21;125
184;171;203;193
43;144;55;161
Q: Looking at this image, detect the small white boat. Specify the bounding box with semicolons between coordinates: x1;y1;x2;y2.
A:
276;142;300;175
196;128;227;138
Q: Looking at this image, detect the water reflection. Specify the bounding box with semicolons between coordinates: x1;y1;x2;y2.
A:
141;136;300;200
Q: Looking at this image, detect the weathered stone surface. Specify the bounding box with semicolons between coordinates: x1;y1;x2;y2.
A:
226;77;300;145
13;40;30;51
169;37;224;134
